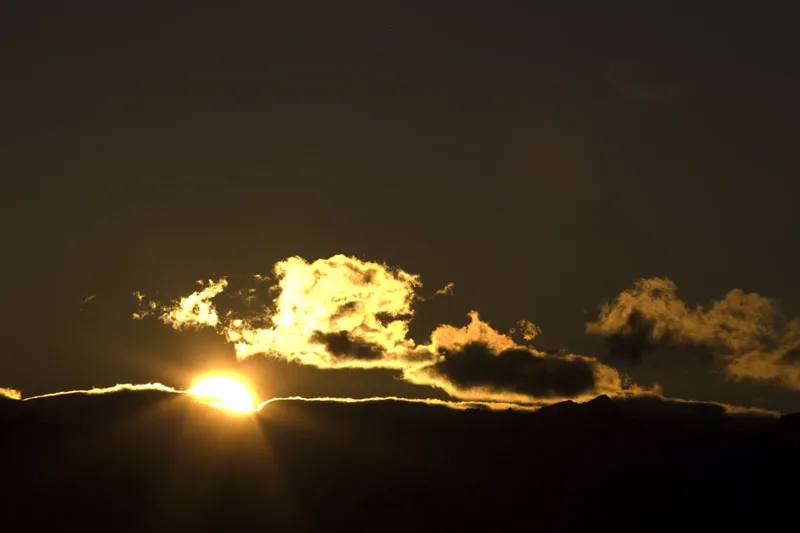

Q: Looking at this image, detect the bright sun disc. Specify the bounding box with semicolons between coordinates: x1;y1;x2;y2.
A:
189;376;256;413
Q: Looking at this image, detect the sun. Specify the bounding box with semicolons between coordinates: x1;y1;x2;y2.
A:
189;375;256;413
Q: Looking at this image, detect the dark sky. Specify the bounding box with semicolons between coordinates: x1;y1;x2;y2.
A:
1;3;798;411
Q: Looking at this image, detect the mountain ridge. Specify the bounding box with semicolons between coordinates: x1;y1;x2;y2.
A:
1;390;795;532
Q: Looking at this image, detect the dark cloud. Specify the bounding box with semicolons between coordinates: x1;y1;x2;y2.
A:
308;330;386;361
425;342;596;398
614;393;727;422
375;311;414;324
343;260;379;285
782;348;800;364
603;310;660;365
330;301;361;321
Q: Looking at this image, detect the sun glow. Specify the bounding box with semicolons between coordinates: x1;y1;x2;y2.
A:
189;375;256;413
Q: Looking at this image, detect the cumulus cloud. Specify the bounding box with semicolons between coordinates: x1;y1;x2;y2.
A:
222;255;421;368
136;255;423;368
587;277;800;389
137;255;642;405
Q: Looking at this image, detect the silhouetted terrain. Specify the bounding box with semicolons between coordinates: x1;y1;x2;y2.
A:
1;392;798;532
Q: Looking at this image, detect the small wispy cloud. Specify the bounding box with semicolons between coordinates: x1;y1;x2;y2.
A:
257;395;541;412
160;279;229;329
132;290;159;320
434;282;455;297
22;382;181;401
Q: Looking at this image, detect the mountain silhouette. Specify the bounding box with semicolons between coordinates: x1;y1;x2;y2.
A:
0;391;797;532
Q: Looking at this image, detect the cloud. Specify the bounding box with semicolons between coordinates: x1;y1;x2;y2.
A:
132;279;229;326
224;255;422;368
258;395;541;412
16;383;775;421
260;393;777;419
595;310;660;365
434;282;455;296
612;393;779;422
136;255;648;404
414;312;648;404
416;281;455;302
161;279;229;329
428;310;518;353
23;382;180;401
140;254;422;368
406;311;640;403
132;290;161;320
410;342;596;399
307;330;386;361
587;277;800;389
1;386;22;400
510;319;542;342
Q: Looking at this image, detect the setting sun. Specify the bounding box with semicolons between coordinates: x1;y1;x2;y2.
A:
189;375;256;413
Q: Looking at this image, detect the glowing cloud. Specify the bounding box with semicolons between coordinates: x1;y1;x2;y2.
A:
260;393;777;419
161;279;229;329
429;310;519;353
258;395;542;412
137;254;644;404
1;386;22;400
434;282;455;297
23;382;180;401
223;255;422;368
587;277;800;389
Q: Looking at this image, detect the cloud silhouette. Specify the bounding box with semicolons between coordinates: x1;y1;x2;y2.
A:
308;330;386;361
601;310;661;365
404;311;639;403
414;342;596;399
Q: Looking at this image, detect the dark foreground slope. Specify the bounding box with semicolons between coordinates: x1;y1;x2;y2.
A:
1;392;798;532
